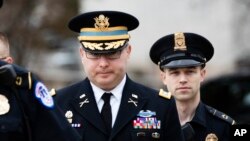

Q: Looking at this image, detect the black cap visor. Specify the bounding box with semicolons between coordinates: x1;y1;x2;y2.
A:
161;59;204;69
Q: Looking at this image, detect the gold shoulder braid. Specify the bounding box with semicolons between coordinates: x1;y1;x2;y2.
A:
159;89;171;99
206;105;236;125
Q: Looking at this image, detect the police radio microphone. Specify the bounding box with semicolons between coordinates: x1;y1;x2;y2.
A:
0;64;17;86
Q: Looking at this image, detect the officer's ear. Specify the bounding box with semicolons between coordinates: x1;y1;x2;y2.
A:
125;44;131;57
79;47;84;58
5;56;13;64
200;67;206;82
160;70;168;85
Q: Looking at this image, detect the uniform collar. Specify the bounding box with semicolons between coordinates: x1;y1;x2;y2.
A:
191;102;207;128
91;75;126;104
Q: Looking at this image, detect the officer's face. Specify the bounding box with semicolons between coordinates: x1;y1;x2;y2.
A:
160;66;206;102
80;45;131;91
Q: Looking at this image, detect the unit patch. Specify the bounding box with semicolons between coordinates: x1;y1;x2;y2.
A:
34;82;54;108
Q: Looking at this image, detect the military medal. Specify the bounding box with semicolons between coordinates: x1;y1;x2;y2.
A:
65;110;73;123
0;94;10;115
133;110;161;129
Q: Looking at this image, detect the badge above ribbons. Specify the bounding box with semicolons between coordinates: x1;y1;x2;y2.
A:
133;110;161;129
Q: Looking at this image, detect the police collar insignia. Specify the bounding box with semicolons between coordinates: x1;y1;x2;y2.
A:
205;133;218;141
0;94;10;115
133;110;161;129
34;82;54;109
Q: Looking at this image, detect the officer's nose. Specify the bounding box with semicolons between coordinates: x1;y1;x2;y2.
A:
179;74;187;84
98;56;109;68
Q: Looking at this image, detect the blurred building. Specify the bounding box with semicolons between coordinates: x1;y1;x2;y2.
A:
28;0;250;90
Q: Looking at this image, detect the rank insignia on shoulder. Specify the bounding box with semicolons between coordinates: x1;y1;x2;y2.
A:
159;89;171;99
206;105;236;125
49;88;56;96
205;133;218;141
34;82;54;109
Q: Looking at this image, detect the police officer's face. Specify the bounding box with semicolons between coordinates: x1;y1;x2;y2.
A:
80;45;131;91
161;66;206;102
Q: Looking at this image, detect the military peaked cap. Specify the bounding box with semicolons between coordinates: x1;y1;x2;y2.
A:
68;11;139;53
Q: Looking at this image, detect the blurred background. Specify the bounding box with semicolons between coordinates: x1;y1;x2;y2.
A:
1;0;250;123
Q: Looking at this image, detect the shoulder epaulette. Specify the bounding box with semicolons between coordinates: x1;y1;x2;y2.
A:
49;88;56;97
159;89;171;99
205;105;236;125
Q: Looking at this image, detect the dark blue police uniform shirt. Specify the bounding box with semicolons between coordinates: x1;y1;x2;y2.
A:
0;61;81;141
187;102;234;141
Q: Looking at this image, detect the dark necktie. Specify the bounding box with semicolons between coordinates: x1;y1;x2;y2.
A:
101;92;112;134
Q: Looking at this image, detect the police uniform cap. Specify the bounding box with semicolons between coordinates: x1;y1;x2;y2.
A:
150;32;214;69
68;11;139;54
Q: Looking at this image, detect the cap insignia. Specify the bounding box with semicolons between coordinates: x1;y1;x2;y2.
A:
94;14;110;31
174;32;187;51
82;40;126;50
205;133;218;141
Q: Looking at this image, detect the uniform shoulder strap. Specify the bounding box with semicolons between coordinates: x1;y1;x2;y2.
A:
205;105;236;125
49;88;56;97
159;89;171;99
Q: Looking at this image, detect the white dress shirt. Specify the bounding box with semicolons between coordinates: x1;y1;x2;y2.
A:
91;76;126;127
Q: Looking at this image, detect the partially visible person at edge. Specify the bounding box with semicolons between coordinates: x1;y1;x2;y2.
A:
55;11;184;141
0;32;13;63
1;2;80;140
0;61;81;141
149;32;236;141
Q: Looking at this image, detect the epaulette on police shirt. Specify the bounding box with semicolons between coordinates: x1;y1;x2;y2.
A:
206;105;236;125
49;88;56;96
159;89;171;99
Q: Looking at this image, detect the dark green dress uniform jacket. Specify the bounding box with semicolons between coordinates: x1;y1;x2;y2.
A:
183;102;235;141
0;61;80;141
55;76;184;141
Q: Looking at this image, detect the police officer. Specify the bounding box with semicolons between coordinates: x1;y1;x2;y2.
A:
55;11;184;141
0;61;81;141
149;32;236;141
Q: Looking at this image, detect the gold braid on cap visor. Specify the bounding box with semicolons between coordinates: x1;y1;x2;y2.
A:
81;40;127;51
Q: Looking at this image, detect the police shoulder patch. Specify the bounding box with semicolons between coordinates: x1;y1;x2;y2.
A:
159;89;171;99
34;82;54;109
206;105;236;125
